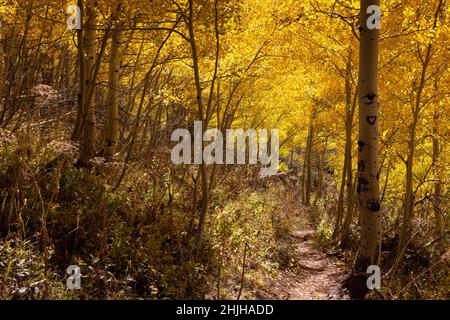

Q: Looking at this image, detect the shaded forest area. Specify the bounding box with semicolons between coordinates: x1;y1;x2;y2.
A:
0;0;449;300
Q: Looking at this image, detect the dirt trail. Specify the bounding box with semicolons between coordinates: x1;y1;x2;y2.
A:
257;228;349;300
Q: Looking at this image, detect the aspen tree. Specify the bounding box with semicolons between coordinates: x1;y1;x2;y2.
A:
304;117;314;207
345;0;381;299
303;108;315;207
80;0;98;164
334;52;357;242
187;0;210;254
433;80;444;237
0;18;5;120
394;0;445;272
72;0;85;141
104;1;123;159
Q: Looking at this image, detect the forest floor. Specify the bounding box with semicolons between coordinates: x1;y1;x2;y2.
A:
256;227;349;300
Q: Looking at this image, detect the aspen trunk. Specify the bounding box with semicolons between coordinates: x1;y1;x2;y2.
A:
334;152;347;237
341;173;358;247
395;45;432;272
301;146;307;203
340;57;357;244
72;0;85;141
104;1;122;159
188;0;210;254
399;115;417;252
80;0;98;164
345;0;381;299
54;45;68;89
334;55;355;240
305;127;313;207
432;80;444;237
393;0;445;274
316;147;326;199
432;121;444;237
0;17;6;125
304;110;315;207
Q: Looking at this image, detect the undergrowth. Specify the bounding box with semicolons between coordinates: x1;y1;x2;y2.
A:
0;129;301;299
